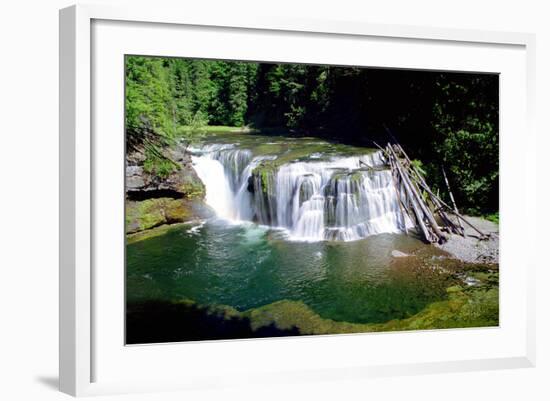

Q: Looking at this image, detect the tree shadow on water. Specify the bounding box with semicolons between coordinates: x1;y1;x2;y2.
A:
126;300;300;344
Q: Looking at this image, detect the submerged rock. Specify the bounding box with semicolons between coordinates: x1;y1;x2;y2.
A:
391;250;411;258
463;276;481;286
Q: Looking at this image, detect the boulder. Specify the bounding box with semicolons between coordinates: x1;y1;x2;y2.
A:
125;165;147;190
391;250;411;258
125;146;207;234
126;150;205;199
125;198;195;234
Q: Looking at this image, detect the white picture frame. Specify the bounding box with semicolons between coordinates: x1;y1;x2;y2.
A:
59;3;536;397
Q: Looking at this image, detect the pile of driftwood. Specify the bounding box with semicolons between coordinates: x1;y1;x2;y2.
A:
375;142;490;244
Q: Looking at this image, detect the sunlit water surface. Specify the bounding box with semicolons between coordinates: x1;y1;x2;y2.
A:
127;219;456;324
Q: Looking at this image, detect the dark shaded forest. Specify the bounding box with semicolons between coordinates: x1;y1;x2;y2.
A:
125;56;499;216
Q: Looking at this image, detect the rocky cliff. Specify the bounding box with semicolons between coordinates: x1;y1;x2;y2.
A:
125;146;206;234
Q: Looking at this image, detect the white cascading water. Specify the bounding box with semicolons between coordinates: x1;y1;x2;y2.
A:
191;156;235;220
191;144;413;241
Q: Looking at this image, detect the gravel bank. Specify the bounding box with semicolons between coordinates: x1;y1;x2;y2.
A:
435;216;499;264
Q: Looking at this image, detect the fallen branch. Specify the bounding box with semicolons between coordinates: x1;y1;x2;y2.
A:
442;166;465;237
379;141;489;243
387;144;445;243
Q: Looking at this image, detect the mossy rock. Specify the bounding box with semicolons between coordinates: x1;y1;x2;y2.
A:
178;180;205;199
141;281;498;341
126;198;194;234
126;223;186;244
241;284;498;335
244;300;366;335
176;170;205;199
127;151;205;200
251;164;276;197
446;285;463;294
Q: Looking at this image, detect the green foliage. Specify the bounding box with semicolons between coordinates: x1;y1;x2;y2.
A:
176;110;208;147
126;57;174;138
431;75;499;214
142;148;178;179
126;57;255;166
249;63;331;129
410;159;427;178
485;212;499;224
207;61;258;126
436;129;498;214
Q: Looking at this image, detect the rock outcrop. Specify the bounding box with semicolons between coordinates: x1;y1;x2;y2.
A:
125;198;197;234
126;149;205;199
125;145;206;234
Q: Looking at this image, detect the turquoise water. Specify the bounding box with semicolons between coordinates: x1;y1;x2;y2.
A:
127;219;457;324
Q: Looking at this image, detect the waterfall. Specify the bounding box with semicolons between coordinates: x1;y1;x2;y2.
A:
191;156;235;220
191;144;412;241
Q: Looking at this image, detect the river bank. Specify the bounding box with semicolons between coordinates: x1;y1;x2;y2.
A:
436;216;499;264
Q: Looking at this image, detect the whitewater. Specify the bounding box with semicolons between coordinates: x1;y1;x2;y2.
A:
191;143;413;241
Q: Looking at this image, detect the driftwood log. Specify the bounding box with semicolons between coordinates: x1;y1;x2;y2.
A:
379;142;489;244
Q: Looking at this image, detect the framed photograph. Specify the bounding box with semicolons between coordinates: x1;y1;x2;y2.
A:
59;4;536;396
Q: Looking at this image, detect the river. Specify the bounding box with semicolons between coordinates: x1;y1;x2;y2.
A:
126;132;473;328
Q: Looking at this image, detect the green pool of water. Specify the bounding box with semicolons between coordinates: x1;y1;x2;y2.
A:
126;219;458;324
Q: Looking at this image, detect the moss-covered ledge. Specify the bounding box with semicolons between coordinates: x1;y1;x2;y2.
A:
125;198;196;234
126;283;498;344
244;284;498;334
